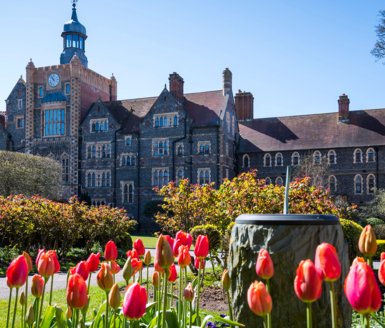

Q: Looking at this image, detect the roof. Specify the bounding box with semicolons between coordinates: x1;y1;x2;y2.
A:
239;108;385;152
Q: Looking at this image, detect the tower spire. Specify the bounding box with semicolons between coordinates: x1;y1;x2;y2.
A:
71;0;79;22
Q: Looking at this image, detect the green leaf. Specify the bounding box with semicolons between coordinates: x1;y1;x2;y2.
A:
165;309;180;328
54;306;67;328
39;305;56;328
201;312;245;327
90;301;107;328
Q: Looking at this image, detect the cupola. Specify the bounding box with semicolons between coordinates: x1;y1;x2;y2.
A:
60;0;88;67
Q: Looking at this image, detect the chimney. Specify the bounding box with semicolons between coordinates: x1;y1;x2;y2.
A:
169;72;184;101
109;74;117;101
223;68;232;96
0;114;5;128
235;90;254;121
338;94;350;122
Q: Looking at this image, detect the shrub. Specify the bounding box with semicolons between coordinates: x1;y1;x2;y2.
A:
376;240;385;260
190;224;221;255
340;218;363;262
365;217;385;226
221;221;236;268
373;224;385;240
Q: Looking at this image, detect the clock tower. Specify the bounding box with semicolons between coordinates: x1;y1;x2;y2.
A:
24;1;117;198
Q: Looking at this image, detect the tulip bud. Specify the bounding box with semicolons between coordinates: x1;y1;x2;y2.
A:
247;281;272;317
152;271;160;288
23;251;33;273
19;291;26;305
27;305;35;325
109;283;121;309
86;252;100;273
134;239;146;257
294;259;322;303
122;283;147;320
314;243;341;282
123;257;134;283
104;240;118;261
31;274;44;298
183;282;194;302
168;264;178;282
256;249;274;280
221;269;230;292
97;263;114;291
154;235;174;272
194;235;209;258
358;225;377;257
6;255;28;288
144;250;152;266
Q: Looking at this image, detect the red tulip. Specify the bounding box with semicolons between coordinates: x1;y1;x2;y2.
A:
194;235;209;258
247;281;272;317
70;261;89;281
97;263;114;291
6;255;28;288
133;239;146;257
154;235;174;273
381;252;385;262
37;250;60;277
256;249;274;280
379;259;385;286
314;243;341;282
66;273;88;309
165;235;174;251
173;231;193;256
126;249;139;260
294;259;322;303
122;282;147;320
131;258;143;276
23;252;33;273
31;274;44;298
35;249;45;266
86;252;100;272
104;240;118;261
344;257;381;314
178;245;191;268
168;264;178;282
110;261;121;274
195;257;205;270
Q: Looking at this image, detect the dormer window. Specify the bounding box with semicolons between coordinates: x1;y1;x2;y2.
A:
90;118;108;132
153;112;179;128
198;141;211;155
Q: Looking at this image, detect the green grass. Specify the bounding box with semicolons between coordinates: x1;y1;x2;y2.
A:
131;235;158;248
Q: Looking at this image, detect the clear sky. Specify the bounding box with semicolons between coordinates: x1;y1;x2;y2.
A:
2;1;385;119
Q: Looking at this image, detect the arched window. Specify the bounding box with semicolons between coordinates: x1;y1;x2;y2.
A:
265;177;272;185
328;175;337;192
291;152;300;166
243;154;250;169
177;144;184;156
176;168;184;184
314;175;323;187
263;153;272;167
91;173;96;187
354;174;363;194
106;172;110;187
366;148;376;163
101;172;106;187
87;173;91;187
129;184;134;203
275;153;283;166
328;150;336;165
353;149;363;164
313;150;322;165
91;145;96;158
367;174;376;194
87;145;91;159
123;184;128;203
61;153;69;183
275;176;283;186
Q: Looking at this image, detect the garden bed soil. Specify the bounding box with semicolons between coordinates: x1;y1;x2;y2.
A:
200;286;228;313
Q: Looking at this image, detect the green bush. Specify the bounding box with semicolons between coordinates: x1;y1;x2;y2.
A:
190;224;221;255
340;218;363;262
365;217;385;226
373;224;385;240
375;240;385;260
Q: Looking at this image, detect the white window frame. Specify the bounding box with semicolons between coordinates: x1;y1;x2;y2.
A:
291;152;300;166
275;153;283;166
313;150;322;165
242;154;250;168
197;168;211;185
121;181;135;204
366;148;376;163
176;143;184;156
263;153;272;167
367;174;376;195
354;174;363;194
353;148;363;164
152;167;170;187
328;175;337;192
153;112;179;128
328;150;337;165
17;99;23;110
265;177;272;185
152;138;169;157
275;176;283;186
90;118;109;133
197;141;211;155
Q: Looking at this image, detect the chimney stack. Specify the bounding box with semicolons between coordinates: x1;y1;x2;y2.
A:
223;68;232;96
169;72;184;101
0;114;5;128
338;94;350;122
235;90;254;121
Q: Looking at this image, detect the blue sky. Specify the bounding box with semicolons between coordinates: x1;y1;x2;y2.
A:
1;1;385;118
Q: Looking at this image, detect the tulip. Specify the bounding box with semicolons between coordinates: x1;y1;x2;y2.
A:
109;283;121;309
31;274;44;298
27;304;35;325
122;282;147;320
123;257;134;284
97;263;114;292
358;225;377;259
66;273;88;309
144;250;152;266
126;249;139;260
168;264;178;282
37;250;60;277
314;243;341;281
104;240;118;261
23;251;33;273
379;258;385;286
165;235;174;251
256;249;274;280
134;239;146;257
294;259;322;303
344;257;381;314
152;271;160;288
70;261;89;281
194;235;209;258
173;231;193;256
35;249;45;266
155;235;174;273
221;269;230;292
6;255;28;288
183;282;194;302
247;281;272;317
381;252;385;262
195;257;205;270
178;245;191;268
86;252;100;272
20;291;26;305
110;260;121;274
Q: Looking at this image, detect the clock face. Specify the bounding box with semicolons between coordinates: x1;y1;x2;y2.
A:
48;73;60;87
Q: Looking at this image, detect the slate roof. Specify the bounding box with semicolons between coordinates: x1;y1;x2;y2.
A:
239;108;385;153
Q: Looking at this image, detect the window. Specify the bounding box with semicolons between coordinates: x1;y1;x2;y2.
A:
153;112;179;128
38;86;44;98
198;141;211;155
65;83;71;95
90;118;108;132
291;152;300;166
313;151;322;165
17;99;23;110
153;139;169;157
152;168;169;188
367;174;376;194
263;153;272;167
275;177;283;186
122;182;134;204
198;168;211;185
275;153;283;166
176;168;184;184
16;116;24;129
328;175;337;192
125;135;132;146
61;153;69;183
86;170;111;188
121;153;136;166
43;109;65;136
87;142;111;159
242;154;250;168
314;176;323;187
265;177;272;185
91;199;106;207
366;148;376;163
353;148;363;164
354;174;363;194
176;143;184;156
328;150;336;165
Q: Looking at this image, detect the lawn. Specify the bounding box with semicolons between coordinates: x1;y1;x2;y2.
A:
131;235;158;248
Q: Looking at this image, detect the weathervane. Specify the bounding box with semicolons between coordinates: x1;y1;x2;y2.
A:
72;0;78;8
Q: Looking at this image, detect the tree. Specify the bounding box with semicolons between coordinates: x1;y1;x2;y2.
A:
371;10;385;62
0;151;62;199
360;189;385;220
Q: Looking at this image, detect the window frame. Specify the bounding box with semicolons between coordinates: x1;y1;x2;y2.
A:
354;174;363;195
263;153;272;167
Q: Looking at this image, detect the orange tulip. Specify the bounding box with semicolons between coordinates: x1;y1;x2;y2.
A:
256;249;274;280
86;252;100;272
183;282;194;302
104;240;118;261
126;249;139;259
173;231;193;256
66;273;88;309
110;261;121;274
6;255;28;288
122;282;147;320
154;235;174;273
144;250;152;266
194;235;209;258
344;257;381;314
70;261;89;281
358;225;377;257
37;250;60;277
152;271;160;288
221;269;230;292
23;252;33;273
178;245;191;268
31;274;44;298
294;259;322;303
109;283;121;309
168;264;178;282
96;263;114;291
247;281;272;317
131;258;142;275
133;239;146;257
314;243;341;281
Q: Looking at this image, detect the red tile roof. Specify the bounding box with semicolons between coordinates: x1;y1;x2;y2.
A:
239;108;385;152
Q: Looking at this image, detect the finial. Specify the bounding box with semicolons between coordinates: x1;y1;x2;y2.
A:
71;0;79;21
72;0;78;8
